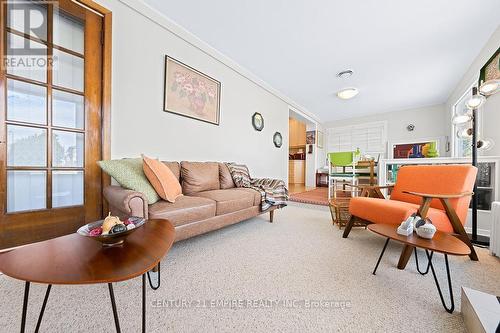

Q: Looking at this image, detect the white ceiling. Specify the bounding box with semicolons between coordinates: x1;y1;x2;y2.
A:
143;0;500;122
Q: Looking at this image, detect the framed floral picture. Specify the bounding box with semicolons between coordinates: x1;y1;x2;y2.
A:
163;56;221;125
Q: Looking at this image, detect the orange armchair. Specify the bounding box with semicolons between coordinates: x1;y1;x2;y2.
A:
343;164;478;268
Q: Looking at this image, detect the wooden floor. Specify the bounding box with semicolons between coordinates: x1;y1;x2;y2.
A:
288;183;316;194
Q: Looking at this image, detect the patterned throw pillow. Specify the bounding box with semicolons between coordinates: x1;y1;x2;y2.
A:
98;158;160;204
226;163;251;188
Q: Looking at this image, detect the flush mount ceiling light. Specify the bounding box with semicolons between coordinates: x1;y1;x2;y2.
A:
337;87;359;100
336;70;353;79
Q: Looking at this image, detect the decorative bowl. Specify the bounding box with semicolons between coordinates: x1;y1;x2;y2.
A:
77;216;146;247
415;220;437;239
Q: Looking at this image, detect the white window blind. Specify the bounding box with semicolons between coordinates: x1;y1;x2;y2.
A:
327;121;387;158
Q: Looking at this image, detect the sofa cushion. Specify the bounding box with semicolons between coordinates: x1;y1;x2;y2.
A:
233;188;261;206
181;162;220;195
142;155;183;203
162;161;181;180
98;158;160;204
219;163;235;189
349;197;455;232
148;196;216;227
195;189;254;215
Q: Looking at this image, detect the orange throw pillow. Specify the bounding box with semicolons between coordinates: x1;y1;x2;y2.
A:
142;155;183;203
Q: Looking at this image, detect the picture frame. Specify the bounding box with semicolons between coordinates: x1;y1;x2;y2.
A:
163;55;221;125
252;112;264;131
273;132;283;148
306;130;316;144
479;46;500;84
388;137;442;159
316;130;324;148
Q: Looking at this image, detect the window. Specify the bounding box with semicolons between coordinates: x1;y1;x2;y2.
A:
452;81;478;158
327;121;387;159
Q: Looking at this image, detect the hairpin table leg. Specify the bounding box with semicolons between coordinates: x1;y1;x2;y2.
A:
108;283;121;332
142;274;146;333
147;263;161;290
426;250;455;313
372;238;390;275
414;248;433;275
20;281;30;333
34;284;52;333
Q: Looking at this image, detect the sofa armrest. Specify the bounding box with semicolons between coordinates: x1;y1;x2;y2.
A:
103;186;148;218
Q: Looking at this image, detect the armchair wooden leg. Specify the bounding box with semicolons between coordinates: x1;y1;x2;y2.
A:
342;216;356;238
397;245;414;270
269;210;274;223
440;198;479;261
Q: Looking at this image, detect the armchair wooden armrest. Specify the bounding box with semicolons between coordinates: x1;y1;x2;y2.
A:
345;184;394;190
402;191;473;199
344;184;393;199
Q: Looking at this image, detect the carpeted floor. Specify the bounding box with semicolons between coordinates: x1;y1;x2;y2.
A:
1;203;499;332
289;187;330;206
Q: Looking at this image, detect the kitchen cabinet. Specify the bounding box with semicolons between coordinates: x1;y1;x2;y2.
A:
289;160;305;184
289;118;306;147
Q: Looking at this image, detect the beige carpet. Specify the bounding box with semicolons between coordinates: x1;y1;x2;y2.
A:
1;203;499;332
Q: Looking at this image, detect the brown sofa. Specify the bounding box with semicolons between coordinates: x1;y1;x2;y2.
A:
103;161;282;242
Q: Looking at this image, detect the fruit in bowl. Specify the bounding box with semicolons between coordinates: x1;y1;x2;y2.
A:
77;214;146;247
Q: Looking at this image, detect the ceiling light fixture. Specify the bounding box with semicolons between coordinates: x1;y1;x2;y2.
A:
452;113;472;125
336;70;353;78
337;87;359;100
479;79;500;96
465;94;486;110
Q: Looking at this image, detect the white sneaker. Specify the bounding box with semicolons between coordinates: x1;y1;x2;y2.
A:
397;213;417;236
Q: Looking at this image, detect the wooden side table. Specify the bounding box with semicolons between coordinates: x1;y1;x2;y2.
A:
316;170;329;187
368;223;470;313
0;219;175;333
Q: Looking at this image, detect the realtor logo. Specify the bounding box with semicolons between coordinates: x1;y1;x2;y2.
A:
3;0;58;71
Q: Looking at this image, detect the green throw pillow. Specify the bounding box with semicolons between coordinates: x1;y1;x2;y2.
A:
98;158;160;204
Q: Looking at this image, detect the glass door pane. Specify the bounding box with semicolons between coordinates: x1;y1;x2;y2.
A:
52;130;84;167
52;49;84;91
52;89;84;129
7;79;47;124
7;170;47;212
52;171;84;207
7;125;47;167
6;2;48;40
53;10;84;53
6;32;47;82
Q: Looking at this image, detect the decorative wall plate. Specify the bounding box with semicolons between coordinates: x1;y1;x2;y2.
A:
273;132;283;148
252;112;264;131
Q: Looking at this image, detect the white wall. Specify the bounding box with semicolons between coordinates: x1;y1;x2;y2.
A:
94;0;319;182
322;104;449;159
445;26;500;157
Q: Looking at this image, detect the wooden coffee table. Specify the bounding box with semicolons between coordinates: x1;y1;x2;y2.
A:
0;219;175;333
368;223;471;313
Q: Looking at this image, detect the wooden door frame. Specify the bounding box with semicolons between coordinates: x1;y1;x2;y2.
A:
76;0;112;215
0;0;112;249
